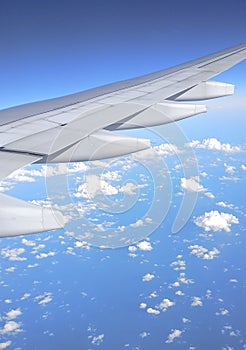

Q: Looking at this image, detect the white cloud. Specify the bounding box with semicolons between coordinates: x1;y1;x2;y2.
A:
0;321;22;335
165;329;182;343
0;341;12;349
200;171;208;177
91;334;104;345
157;298;175;312
177;272;194;285
186;138;241;153
224;163;235;175
21;238;36;247
68;162;88;173
137;241;153;251
188;245;220;260
154;143;183;156
194;210;239;232
181;176;205;193
216;201;234;209
139;331;149;338
101;170;121;182
130;219;144;228
35;292;53;306
149;291;158;298
191;297;203;307
216;308;229;316
146;307;160;315
119;182;138;195
170;260;186;271
182;317;190;323
241;164;246;171
20;293;31;301
219;176;240;182
128;245;137;253
35;251;56;259
74;241;90;250
205;191;215;199
75;175;118;199
139;303;147;309
1;248;26;261
142;273;155;282
175;290;184;296
5;308;22;321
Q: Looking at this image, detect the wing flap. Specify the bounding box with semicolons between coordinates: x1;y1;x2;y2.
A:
0;193;64;237
0;151;42;181
3;103;149;156
46;129;150;162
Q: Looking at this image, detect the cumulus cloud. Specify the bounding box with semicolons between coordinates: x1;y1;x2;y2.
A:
191;297;203;307
35;251;56;259
101;170;121;182
157;298;175;312
119;182;138;195
0;341;12;349
216;308;229;316
188;245;220;260
170;260;186;271
136;241;153;251
68;162;88;173
146;307;160;315
153;143;183;157
130;219;144;228
216;201;234;209
186;138;241;153
5;308;22;321
219;175;240;182
181;176;205;193
91;334;104;345
165;329;182;343
194;210;239;232
139;331;149;338
149;291;158;298
1;248;26;261
21;238;36;247
35;292;53;306
130;217;152;229
205;191;215;199
0;321;22;335
142;273;155;282
229;279;238;283
128;245;137;253
176;272;194;286
75;175;118;199
224;163;235;175
241;164;246;171
74;241;90;250
139;303;147;309
175;290;184;296
20;293;31;301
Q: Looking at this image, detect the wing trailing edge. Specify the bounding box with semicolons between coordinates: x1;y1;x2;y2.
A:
0;193;64;238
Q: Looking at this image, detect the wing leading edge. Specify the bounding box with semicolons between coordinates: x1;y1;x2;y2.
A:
0;43;246;237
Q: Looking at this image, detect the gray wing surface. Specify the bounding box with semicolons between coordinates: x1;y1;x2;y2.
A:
0;43;246;237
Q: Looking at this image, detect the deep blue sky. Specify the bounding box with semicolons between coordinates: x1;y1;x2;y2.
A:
0;0;246;108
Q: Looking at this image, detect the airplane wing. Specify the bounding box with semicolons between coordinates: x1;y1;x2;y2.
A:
0;43;246;237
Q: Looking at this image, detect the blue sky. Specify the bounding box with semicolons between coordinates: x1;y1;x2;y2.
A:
0;3;246;348
0;0;246;108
